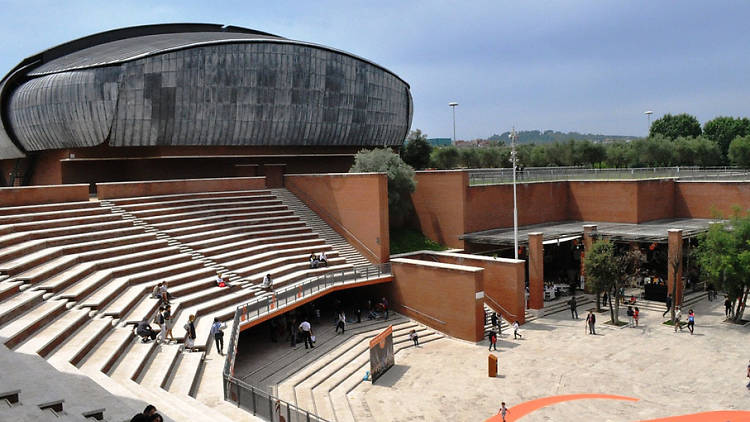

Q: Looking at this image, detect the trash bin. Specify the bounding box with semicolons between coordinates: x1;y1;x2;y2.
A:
488;354;498;377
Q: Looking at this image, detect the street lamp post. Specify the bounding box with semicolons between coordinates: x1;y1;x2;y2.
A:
449;102;458;143
644;110;653;134
509;127;519;259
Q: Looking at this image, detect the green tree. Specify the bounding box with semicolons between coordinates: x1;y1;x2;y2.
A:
605;142;631;168
695;210;750;322
578;140;607;167
673;136;723;166
629;135;675;166
585;240;643;324
430;146;460;169
728;135;750;168
350;148;416;227
459;147;482;168
649;113;702;139
703;116;750;159
478;146;508;168
402;129;433;170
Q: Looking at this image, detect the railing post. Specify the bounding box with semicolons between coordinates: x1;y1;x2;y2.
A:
236;382;241;408
251;386;257;414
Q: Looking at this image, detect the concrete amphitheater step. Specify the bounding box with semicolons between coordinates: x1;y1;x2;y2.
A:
281;320;418;407
160;215;301;238
0;200;100;216
78;326;135;374
270;189;373;268
165;348;204;396
14;307;91;357
217;247;338;283
0;232;156;276
0;205;112;225
118;193;278;213
331;333;445;422
0;219;135;250
138;343;183;389
0;278;25;302
128;198;283;219
0;212;122;237
80;259;207;311
47;316;114;367
140;204;289;226
148;210;295;232
201;236;325;263
106;189;272;207
0;299;69;349
179;221;309;248
255;317;409;390
308;327;442;420
0;289;45;326
108;337;159;382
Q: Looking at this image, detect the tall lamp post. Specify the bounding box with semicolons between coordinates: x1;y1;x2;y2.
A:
644;110;653;134
509;127;519;259
449;102;458;143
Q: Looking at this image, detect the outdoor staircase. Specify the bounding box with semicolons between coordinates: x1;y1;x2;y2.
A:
271;189;372;267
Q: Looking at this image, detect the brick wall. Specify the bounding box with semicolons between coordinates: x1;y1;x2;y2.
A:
285;173;390;263
390;258;485;342
96;177;266;199
0;184;89;206
675;181;750;218
411;171;467;249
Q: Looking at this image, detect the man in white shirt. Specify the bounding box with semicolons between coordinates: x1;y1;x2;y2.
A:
261;274;272;289
299;320;314;349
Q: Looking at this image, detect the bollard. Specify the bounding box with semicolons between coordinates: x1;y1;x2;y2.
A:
488;354;498;377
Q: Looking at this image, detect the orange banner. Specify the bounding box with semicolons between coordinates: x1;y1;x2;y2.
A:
369;325;393;349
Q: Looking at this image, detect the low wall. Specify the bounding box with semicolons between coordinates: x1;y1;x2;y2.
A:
96;177;266;199
0;184;90;206
390;258;485;342
395;251;526;325
285;173;389;263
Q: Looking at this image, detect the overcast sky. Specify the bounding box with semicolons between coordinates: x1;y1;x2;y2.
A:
1;0;748;139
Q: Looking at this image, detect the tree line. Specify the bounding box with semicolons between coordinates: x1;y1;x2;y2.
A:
403;114;750;170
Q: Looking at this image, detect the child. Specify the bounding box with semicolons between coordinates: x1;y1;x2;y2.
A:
499;402;510;422
633;307;640;327
513;321;522;339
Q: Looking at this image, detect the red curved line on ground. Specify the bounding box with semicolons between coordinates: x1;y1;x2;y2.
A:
484;394;639;422
640;410;750;422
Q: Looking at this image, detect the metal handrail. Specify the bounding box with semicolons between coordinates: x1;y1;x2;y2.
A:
485;295;519;320
400;304;447;325
222;263;392;422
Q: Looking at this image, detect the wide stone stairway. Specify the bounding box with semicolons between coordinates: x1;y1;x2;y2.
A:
0;188;374;421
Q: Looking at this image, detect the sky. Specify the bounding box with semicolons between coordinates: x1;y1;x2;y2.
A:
1;0;749;140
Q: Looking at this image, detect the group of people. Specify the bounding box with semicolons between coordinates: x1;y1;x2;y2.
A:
487;312;522;350
130;404;162;422
151;281;173;305
626;306;640;327
309;251;328;268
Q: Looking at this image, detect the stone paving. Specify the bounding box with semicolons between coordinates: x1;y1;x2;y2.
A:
347;298;750;421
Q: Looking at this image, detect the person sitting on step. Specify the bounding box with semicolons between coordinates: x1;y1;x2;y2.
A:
309;253;320;269
261;273;273;289
318;251;328;267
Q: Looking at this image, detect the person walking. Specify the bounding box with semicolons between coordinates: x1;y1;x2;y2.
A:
586;311;596;335
335;311;346;334
687;309;695;335
299;320;314;349
568;296;578;319
513;321;522;339
488;330;497;351
410;329;419;347
725;296;733;318
674;307;683;332
602;292;608;306
498;402;510;422
156;306;167;344
663;294;672;318
634;307;640;327
627;306;634;328
209;318;226;355
162;305;175;343
491;312;498;327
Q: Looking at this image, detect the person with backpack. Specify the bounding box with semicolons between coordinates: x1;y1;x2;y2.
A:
134;319;157;343
209;318;226;355
488;330;497;351
410;329;420;347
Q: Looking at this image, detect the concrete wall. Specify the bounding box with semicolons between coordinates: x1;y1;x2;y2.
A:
411;171;467;249
285;173;390;264
0;184;90;206
675;181;750;218
390;257;485;342
96;177;266;199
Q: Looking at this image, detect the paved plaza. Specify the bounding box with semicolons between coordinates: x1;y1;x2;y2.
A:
347;298;750;421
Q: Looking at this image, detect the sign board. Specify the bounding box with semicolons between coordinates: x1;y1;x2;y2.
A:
369;325;394;383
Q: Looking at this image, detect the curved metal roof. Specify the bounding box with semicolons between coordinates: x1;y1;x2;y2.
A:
3;23;409;87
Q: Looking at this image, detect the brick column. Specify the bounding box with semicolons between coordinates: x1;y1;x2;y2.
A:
668;229;684;306
582;225;597;292
264;164;286;188
528;232;544;310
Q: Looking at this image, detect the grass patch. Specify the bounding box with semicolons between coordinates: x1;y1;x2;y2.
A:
605;320;628;327
390;228;446;255
662;320;685;327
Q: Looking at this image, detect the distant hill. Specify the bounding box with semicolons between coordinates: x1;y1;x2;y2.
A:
487;130;635;144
